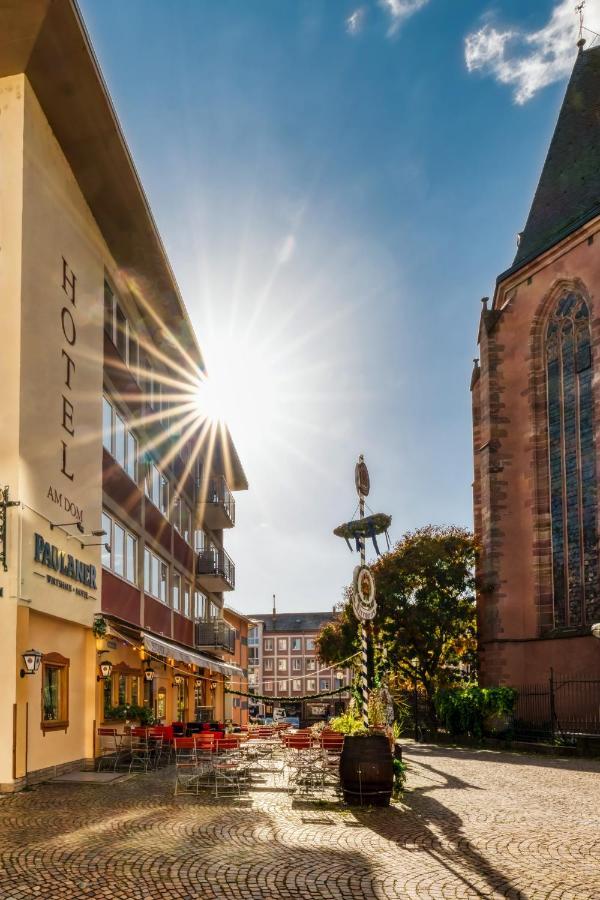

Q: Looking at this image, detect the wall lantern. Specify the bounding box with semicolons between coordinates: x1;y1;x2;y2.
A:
173;674;184;687
335;669;344;681
97;659;113;682
592;623;600;639
210;680;218;691
20;649;42;678
144;665;155;683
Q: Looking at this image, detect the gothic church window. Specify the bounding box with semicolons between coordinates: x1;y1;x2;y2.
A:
546;293;599;627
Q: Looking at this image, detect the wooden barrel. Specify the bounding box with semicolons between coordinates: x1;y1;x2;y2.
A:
339;734;393;806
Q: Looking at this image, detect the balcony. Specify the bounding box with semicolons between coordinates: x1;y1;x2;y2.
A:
198;476;235;529
196;547;235;592
195;619;235;654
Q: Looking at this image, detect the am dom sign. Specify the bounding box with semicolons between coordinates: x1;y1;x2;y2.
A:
34;532;97;598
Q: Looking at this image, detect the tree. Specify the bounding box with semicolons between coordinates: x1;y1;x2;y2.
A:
317;525;477;724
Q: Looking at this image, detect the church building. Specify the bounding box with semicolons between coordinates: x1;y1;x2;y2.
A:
472;40;600;686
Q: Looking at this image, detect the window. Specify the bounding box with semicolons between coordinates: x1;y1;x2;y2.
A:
248;627;259;646
176;681;186;721
102;512;137;584
306;678;316;692
210;601;220;619
41;653;69;731
277;680;287;693
104;281;138;375
305;638;315;651
546;293;600;627
277;659;287;672
264;659;274;672
306;658;316;672
264;681;273;692
195;591;207;621
277;638;288;652
145;459;168;515
181;503;192;545
183;582;191;617
173;572;181;612
319;679;330;691
194;529;208;552
292;679;302;691
290;638;301;651
292;658;302;672
144;547;168;602
103;396;138;481
264;639;273;652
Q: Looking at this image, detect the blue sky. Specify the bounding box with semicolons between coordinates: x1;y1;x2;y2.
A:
79;0;596;613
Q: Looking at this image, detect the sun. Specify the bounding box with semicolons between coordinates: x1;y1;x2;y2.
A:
194;334;286;453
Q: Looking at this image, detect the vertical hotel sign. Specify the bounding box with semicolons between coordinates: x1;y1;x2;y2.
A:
60;258;77;482
45;258;85;523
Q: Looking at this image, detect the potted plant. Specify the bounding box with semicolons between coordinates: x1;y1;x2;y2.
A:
331;693;395;807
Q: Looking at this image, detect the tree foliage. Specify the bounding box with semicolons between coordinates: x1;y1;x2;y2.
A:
317;525;478;719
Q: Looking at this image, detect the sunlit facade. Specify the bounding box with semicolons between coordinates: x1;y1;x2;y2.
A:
0;0;246;791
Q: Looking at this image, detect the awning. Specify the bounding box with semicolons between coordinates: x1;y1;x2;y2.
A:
140;631;243;677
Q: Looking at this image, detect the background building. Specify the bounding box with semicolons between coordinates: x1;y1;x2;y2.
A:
472;41;600;690
248;603;351;722
0;0;246;791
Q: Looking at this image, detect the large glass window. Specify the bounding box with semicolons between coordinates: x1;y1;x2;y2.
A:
195;590;207;621
144;546;168;602
183;581;191;617
103;396;138;481
101;512;137;584
173;572;181;612
145;459;169;515
41;654;69;729
546;294;600;627
104;280;138;375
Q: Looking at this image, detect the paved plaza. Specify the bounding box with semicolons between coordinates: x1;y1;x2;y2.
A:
0;744;599;900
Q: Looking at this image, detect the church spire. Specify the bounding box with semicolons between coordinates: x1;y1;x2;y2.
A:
511;40;600;271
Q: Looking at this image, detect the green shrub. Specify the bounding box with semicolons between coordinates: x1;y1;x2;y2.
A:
104;704;157;726
392;758;407;798
434;685;517;738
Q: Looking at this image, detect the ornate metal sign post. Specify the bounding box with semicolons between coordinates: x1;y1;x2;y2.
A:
334;456;391;728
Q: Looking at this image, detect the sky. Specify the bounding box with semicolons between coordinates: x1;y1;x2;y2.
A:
79;0;600;614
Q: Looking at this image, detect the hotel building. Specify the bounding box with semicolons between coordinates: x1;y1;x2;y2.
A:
0;0;247;791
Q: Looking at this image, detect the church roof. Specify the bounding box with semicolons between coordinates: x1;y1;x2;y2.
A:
505;43;600;278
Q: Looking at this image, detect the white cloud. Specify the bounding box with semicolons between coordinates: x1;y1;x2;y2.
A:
378;0;430;36
465;0;600;104
346;7;366;35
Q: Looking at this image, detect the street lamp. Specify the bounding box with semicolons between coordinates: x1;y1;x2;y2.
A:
97;659;113;681
144;665;155;682
20;649;42;678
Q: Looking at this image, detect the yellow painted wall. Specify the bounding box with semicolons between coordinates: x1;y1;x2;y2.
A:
0;74;25;788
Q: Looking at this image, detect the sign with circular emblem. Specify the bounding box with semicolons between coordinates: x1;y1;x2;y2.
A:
352;565;377;621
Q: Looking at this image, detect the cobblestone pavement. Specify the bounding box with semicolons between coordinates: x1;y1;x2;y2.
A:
0;743;599;900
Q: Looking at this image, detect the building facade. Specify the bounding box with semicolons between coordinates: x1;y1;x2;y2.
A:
472;41;600;687
247;607;351;721
0;0;246;791
222;607;253;728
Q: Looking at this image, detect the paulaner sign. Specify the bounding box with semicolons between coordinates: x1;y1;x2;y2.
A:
34;533;97;590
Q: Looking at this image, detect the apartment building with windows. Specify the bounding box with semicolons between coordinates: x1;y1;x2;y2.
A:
0;0;246;791
222;607;255;728
247;609;351;720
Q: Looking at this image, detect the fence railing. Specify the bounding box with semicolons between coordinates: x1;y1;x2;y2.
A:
394;671;600;743
512;671;600;740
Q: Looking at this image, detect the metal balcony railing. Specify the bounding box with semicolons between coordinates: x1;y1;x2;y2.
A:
195;619;235;654
202;476;235;525
196;547;235;589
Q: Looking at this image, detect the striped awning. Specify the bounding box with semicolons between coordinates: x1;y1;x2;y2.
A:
139;631;242;677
